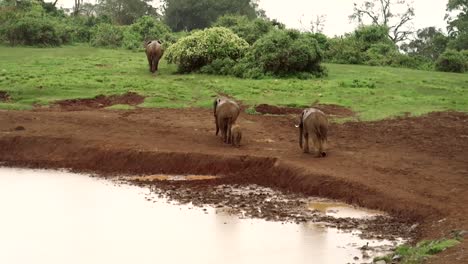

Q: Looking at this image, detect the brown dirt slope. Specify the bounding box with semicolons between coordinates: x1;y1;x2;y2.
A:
0;108;467;263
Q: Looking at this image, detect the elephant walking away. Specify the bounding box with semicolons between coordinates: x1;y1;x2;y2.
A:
298;108;329;157
145;40;163;74
213;97;240;144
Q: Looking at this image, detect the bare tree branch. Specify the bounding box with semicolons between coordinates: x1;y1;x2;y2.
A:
349;0;415;43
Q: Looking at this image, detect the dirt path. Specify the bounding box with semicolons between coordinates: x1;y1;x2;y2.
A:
0;108;467;263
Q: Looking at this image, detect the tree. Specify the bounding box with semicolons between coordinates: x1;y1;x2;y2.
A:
162;0;262;31
73;0;83;16
446;0;468;35
400;27;449;60
445;0;468;50
349;0;415;43
96;0;159;25
299;14;326;33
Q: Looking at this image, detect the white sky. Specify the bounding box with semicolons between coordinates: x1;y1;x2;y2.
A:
53;0;449;36
257;0;448;36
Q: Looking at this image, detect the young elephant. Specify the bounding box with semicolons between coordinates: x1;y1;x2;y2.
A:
213;97;240;144
230;124;242;147
298;108;329;157
145;40;163;74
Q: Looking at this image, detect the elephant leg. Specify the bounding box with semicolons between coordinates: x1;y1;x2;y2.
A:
227;120;232;144
154;58;159;71
303;133;310;153
147;56;152;72
311;133;320;157
215;116;219;136
222;119;228;143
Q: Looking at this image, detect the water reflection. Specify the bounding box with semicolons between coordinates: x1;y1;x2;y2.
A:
0;168;395;264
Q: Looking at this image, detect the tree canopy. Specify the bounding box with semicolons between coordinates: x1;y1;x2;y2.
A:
162;0;262;31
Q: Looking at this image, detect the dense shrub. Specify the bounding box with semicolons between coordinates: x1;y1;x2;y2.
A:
365;43;398;66
122;16;172;50
435;49;468;73
326;37;366;64
90;23;124;47
165;27;249;72
2;15;63;46
390;54;434;71
213;15;276;44
247;29;325;77
326;25;395;65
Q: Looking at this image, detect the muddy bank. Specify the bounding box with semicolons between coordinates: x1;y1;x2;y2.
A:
0;135;435;226
0;109;467;263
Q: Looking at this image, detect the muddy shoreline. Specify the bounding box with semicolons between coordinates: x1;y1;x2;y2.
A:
0;109;467;263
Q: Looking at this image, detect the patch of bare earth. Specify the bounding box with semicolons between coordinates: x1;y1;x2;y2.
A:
0;91;10;102
53;92;144;111
255;103;354;117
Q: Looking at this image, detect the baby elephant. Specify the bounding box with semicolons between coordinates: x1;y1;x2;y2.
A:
213;97;240;144
230;124;242;147
298;108;329;157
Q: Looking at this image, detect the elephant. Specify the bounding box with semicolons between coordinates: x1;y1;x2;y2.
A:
145;40;163;74
213;97;240;144
230;124;242;147
298;108;329;157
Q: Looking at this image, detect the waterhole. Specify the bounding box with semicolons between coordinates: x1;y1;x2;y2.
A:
0;168;401;264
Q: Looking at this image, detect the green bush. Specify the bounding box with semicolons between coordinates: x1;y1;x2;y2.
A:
326;37;366;64
246;29;325;77
213;15;275;44
435;49;468;73
121;16;172;50
365;43;398;66
129;16;171;42
2;15;63;46
390;54;434;71
90;23;124;48
165;27;249;73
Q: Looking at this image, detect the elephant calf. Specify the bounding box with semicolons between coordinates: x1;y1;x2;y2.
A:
230;124;242;147
298;108;329;157
213;97;240;144
145;40;163;74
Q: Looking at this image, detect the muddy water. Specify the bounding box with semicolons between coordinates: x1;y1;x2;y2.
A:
308;201;384;219
0;168;396;264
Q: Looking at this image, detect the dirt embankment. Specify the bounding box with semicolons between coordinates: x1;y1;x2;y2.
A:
52;92;144;110
0;108;467;263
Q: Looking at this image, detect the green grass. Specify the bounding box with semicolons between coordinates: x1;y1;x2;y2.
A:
375;239;461;264
0;45;467;120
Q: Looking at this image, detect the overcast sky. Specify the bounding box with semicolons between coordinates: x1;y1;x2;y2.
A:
257;0;448;36
53;0;449;36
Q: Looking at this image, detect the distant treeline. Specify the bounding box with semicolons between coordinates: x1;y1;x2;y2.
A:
0;0;467;74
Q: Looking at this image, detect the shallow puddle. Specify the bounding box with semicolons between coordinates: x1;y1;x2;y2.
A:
122;174;219;182
308;200;384;219
0;168;399;264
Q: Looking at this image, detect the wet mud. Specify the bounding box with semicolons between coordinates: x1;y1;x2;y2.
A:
124;177;415;241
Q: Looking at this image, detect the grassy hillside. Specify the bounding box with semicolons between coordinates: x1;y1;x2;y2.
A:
0;45;467;120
